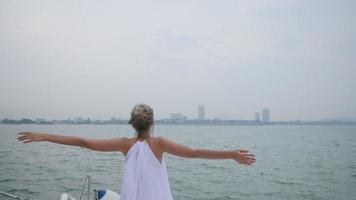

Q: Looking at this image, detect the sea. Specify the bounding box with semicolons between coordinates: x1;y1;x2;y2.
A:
1;124;356;200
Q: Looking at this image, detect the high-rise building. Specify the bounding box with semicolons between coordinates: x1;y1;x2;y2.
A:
198;105;205;121
255;112;260;122
262;109;270;122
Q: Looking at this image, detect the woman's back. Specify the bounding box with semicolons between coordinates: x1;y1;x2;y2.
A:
120;138;173;200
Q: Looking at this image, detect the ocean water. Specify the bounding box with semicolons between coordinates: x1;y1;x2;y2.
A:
1;124;356;200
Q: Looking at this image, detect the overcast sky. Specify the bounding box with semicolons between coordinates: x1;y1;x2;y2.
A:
1;0;355;121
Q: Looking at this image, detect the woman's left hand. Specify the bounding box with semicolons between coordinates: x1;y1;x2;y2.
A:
233;149;256;165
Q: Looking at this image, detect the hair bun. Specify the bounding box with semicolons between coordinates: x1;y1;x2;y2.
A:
129;104;154;138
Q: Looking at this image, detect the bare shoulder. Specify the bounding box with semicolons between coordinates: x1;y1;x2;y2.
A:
120;137;137;155
153;136;194;157
155;136;173;146
145;136;168;150
120;137;134;145
154;136;182;151
147;136;163;146
109;137;134;150
150;136;168;147
153;136;166;142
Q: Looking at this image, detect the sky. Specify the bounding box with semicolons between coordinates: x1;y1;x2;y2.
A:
1;0;355;121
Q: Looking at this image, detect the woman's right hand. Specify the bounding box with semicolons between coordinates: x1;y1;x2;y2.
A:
17;132;46;143
233;149;256;165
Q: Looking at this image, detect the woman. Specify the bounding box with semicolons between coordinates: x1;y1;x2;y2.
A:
17;104;256;200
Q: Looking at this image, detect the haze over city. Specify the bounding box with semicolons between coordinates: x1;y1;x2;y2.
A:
1;1;355;121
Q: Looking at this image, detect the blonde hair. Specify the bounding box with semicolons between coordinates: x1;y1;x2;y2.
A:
129;104;154;138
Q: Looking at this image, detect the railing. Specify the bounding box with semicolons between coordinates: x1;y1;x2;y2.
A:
1;175;93;200
0;191;24;200
78;175;91;200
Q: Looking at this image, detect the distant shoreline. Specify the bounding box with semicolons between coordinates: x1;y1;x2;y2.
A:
1;118;356;126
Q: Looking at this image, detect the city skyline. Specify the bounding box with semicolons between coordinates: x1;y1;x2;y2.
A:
3;106;354;123
2;113;356;126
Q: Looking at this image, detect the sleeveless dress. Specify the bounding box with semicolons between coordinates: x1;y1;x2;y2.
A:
120;140;174;200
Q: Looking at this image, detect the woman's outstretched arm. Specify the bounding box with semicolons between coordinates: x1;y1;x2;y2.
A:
17;131;129;152
158;137;256;165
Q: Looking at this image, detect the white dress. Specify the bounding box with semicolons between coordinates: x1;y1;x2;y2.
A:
120;140;174;200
